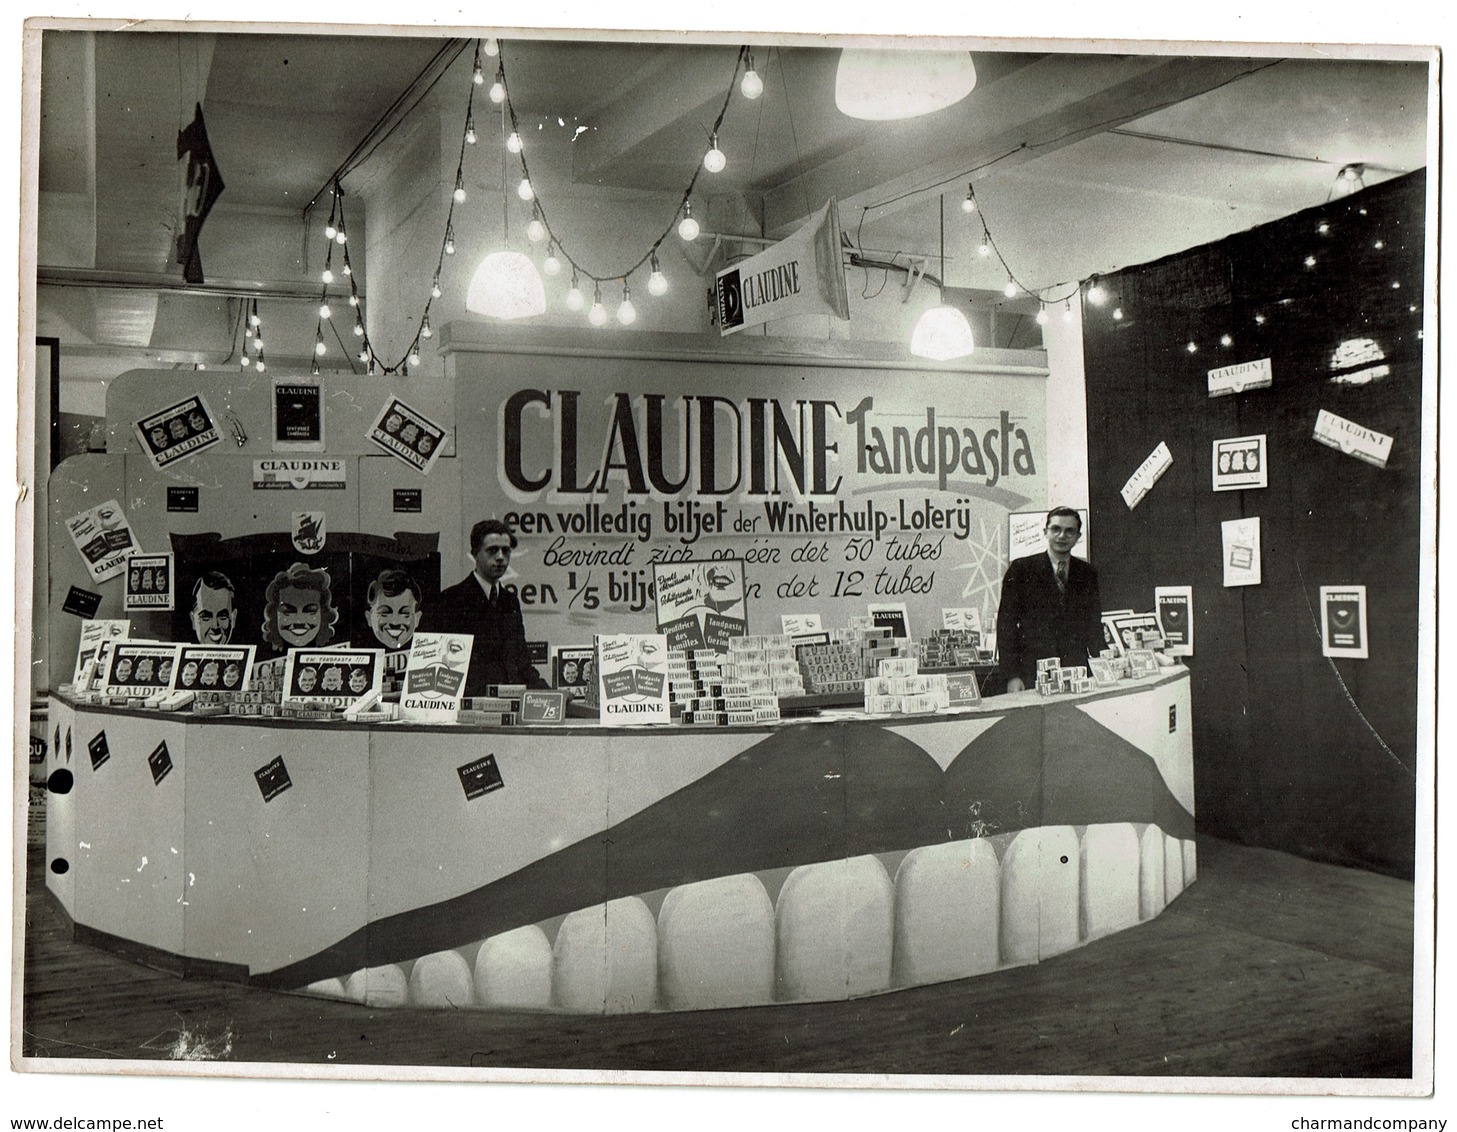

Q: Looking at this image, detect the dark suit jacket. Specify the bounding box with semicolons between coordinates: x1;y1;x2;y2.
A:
424;574;547;697
995;552;1104;687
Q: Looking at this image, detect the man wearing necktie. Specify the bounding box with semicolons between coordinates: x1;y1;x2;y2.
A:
994;506;1104;693
428;518;548;697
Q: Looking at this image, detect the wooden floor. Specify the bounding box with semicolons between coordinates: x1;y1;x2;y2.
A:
19;796;1415;1081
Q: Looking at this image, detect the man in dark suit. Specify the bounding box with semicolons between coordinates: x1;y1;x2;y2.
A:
427;518;547;696
995;506;1104;692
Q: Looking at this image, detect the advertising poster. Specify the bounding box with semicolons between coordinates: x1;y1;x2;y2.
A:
66;499;139;584
366;396;448;474
171;645;257;693
716;199;850;335
1206;357;1273;398
1109;611;1160;655
1313;409;1394;469
101;642;182;698
1154;586;1194;656
1320;586;1369;659
1120;442;1174;510
868;602;910;638
595;633;670;724
1008;509;1090;561
399;633;473;722
123;553;175;612
1221;517;1263;587
282;648;386;706
652;559;748;651
252;458;348;490
73;619;131;684
942;607;984;634
1212;435;1268;492
132;393;223;470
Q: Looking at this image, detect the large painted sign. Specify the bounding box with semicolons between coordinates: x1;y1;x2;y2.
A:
457;351;1049;644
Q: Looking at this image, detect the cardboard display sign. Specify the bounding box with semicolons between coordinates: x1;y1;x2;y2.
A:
652;559;748;651
1154;586;1194;656
1313;409;1394;469
942;607;984;634
596;633;670;724
552;646;596;697
253;458;347;490
1221;517;1263;587
62;586;103;619
1207;357;1273;398
1120;443;1174;510
74;620;131;684
1212;435;1268;492
716;198;850;335
272;381;325;450
520;690;568;724
102;642;182;698
399;633;473;723
1320;586;1369;658
171;645;256;693
868;602;910;639
282;648;385;706
66;500;139;584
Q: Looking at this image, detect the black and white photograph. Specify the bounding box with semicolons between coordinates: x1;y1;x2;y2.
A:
7;4;1446;1131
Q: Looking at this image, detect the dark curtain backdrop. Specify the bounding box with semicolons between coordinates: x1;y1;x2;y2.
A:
1083;171;1425;878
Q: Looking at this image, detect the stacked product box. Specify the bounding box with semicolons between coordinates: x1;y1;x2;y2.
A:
1034;657;1095;696
796;626;912;693
917;628;982;670
669;648;730;726
863;655;951;715
719;636;786;725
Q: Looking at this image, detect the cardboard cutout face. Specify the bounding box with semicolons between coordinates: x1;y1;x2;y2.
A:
276;584;324;647
191;580;236;645
366;593;421;650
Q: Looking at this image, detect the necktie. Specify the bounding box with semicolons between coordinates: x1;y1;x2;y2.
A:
1056;561;1067;592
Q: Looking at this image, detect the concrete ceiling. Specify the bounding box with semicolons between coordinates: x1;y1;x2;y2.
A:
33;26;1433;366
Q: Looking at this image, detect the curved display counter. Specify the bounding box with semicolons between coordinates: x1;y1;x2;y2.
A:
44;668;1195;1013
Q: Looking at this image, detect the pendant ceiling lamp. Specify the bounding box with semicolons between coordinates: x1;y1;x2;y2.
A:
909;195;975;361
835;48;977;120
467;89;545;320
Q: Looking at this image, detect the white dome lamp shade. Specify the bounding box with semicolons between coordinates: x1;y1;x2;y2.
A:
467;250;547;319
835;49;977;120
909;194;974;361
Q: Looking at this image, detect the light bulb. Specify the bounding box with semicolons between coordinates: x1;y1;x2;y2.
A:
1087;279;1106;305
704;134;726;173
527;216;547;243
454;182;466;204
1305;255;1317;268
310;360;320;376
490;79;506;104
431;277;442;299
507;131;523;154
255;358;266;373
253;337;264;352
648;254;668;296
617;284;636;325
315;340;326;356
961;185;977;213
1112;307;1124;320
445;237;455;256
544;245;561;276
517;178;534;201
1035;307;1049;325
473;61;484;85
319;302;331;319
1062;301;1073;322
348;294;358;307
484;38;499;57
358;349;370;364
342;263;352;276
1220;333;1233;346
741;68;763;99
324;223;337;240
566;277;585;311
589;301;608;327
465;120;477;145
1003;278;1018;298
409;350;421;367
240;354;250;367
679;201;700;241
978;238;990;257
322;268;334;284
353;322;364;337
336;231;347;245
421;317;433;339
1186;341;1198;353
249;310;261;327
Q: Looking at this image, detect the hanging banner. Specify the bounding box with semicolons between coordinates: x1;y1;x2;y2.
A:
716;199;851;335
174;102;225;285
1206;357;1273;398
1120;443;1174;510
253;458;347;490
1212;434;1268;492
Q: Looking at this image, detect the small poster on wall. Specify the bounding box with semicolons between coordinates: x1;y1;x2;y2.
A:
1009;510;1090;561
171;645;256;693
272;381;325;450
596;633;670;724
652;560;748;651
366;396;448;475
1320;586;1369;659
1221;517;1263;587
1212;435;1268;492
124;553;175;611
1120;443;1174;510
399;633;473;722
1154;586;1194;656
66;499;139;584
133;394;223;470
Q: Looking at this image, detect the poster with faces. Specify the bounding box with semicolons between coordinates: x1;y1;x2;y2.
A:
282;648;385;705
132;393;223;470
1320;586;1369;659
1212;435;1268;492
366;396;448;475
101;642;181;698
1221;517;1263;587
652;559;748;651
73;619;131;684
123;553;175;611
172;645;257;693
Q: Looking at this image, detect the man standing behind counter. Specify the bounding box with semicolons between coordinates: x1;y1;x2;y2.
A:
427;518;548;697
995;506;1104;693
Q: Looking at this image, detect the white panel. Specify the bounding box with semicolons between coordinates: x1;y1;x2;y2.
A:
552;897;659;1014
774;855;894;1002
1139;823;1167;920
892;838;1000;985
475;925;554;1011
657;873;775;1010
999;825;1080;964
1079;823;1141;940
409;949;476;1008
